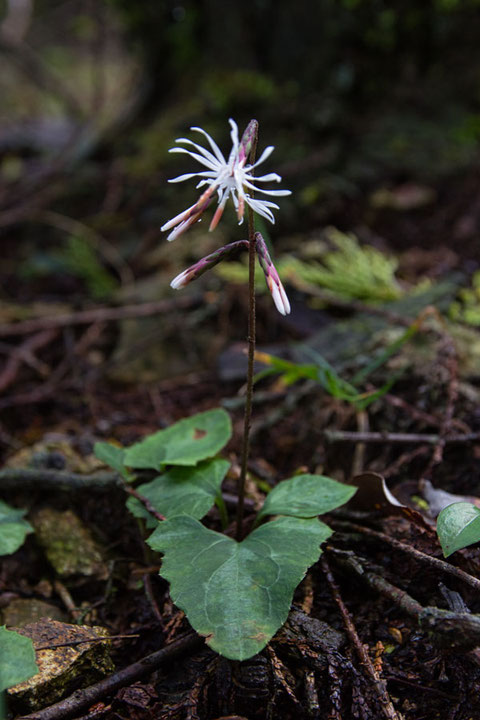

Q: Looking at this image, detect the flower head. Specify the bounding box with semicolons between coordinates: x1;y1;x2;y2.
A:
161;119;291;242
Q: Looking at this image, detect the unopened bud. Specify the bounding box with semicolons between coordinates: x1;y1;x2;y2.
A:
170;240;249;289
238;119;259;166
255;232;291;316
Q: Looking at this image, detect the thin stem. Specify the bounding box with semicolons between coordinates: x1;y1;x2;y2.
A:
236;124;258;541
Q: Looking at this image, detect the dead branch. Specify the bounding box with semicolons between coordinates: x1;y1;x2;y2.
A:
17;632;204;720
324;430;480;445
0;328;57;391
0;296;201;337
0;468;121;491
330;520;480;592
321;556;402;720
329;547;480;653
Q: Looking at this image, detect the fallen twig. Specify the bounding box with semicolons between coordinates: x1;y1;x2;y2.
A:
0;296;201;337
0;468;121;491
35;635;139;651
324;430;480;445
330;520;480;592
17;632;204;720
321;556;402;720
329;547;480;653
0;328;57;391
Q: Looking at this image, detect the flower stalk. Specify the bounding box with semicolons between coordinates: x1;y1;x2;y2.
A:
161;117;292;539
236;121;259;541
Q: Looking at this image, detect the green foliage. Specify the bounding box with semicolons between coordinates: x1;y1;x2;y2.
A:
126;459;230;527
257;474;356;521
94;442;132;481
284;229;402;302
0;626;38;691
0;500;33;556
437;502;480;557
22;237;117;300
148;514;332;660
54;236;118;299
449;271;480;326
216;229;403;304
124;409;232;470
255;313;422;410
96;410;355;660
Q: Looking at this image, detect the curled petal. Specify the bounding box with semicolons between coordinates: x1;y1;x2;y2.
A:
250;145;274;168
174;138;220;166
229;118;239;152
191;126;226;163
168;171;217;184
253;173;283;183
169;147;218;171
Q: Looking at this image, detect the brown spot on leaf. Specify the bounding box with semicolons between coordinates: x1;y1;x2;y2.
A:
193;428;207;440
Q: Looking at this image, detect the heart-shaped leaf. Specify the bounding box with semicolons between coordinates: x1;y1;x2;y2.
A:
0;626;38;691
94;442;131;481
124;409;232;470
148;514;331;660
0;501;33;556
258;474;356;521
437;502;480;557
127;458;230;526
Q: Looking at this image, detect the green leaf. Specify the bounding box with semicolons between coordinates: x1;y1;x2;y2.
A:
437;502;480;557
258;474;356;521
0;500;33;556
126;458;230;526
0;626;38;691
148;514;331;660
124;409;232;470
94;441;131;480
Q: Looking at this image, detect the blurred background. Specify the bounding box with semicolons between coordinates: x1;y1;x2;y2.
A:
2;0;480;458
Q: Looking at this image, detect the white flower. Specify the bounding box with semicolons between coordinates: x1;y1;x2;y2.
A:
161;119;291;242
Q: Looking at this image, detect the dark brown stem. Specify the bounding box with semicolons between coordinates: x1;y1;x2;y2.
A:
236;122;258;541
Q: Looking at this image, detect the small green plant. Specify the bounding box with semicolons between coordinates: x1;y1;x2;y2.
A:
96;410;355;660
95;119;356;661
254;313;422;410
437;502;480;557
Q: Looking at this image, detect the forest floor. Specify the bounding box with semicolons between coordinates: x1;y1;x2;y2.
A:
2;170;480;720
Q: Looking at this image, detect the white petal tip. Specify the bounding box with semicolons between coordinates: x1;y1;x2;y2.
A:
271;283;291;316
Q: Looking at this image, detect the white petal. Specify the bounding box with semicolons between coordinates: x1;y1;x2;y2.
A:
169;147;219;171
191;126;226;164
250;145;274;168
161;202;197;231
196;179;214;189
252;173;283;183
245;197;277;223
229;119;239;152
270;281;291;315
170;269;190;289
243;181;292;197
174;137;223;168
168;171;217;183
